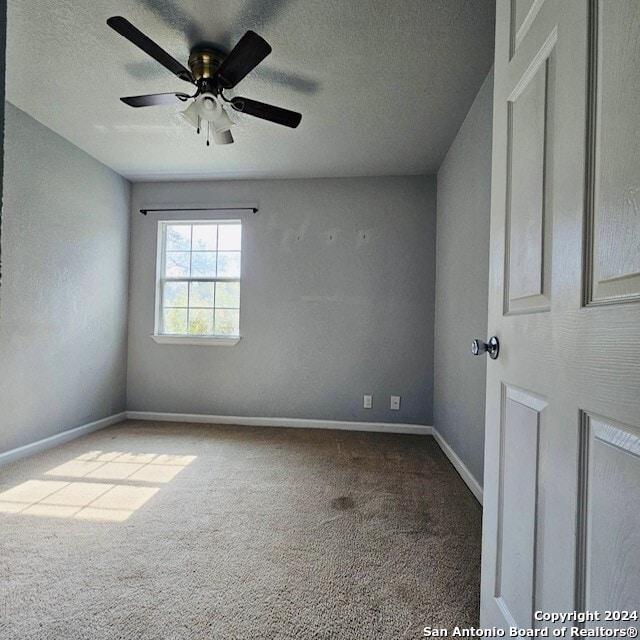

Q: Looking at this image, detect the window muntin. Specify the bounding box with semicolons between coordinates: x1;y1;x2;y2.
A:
158;221;241;337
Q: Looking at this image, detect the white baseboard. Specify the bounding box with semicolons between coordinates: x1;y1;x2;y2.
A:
0;408;482;505
126;411;434;436
0;412;128;469
432;427;483;504
126;411;483;503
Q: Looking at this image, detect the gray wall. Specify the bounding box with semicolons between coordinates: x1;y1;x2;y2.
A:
0;103;131;454
434;70;494;485
0;0;6;286
128;176;436;425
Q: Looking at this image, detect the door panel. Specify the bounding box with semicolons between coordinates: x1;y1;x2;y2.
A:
511;0;547;57
578;414;640;626
495;386;546;628
482;0;640;630
505;37;555;314
587;0;640;304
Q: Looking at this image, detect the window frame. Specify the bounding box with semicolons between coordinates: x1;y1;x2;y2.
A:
151;219;242;346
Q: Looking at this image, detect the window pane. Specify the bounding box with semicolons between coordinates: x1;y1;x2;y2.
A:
215;308;240;336
188;308;214;335
166;225;191;251
218;224;242;251
165;252;190;277
191;252;217;277
164;282;188;307
217;252;241;278
192;224;217;251
215;281;240;308
159;221;242;337
189;281;215;307
163;308;187;334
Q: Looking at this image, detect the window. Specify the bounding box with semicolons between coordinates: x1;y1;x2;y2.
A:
153;220;241;345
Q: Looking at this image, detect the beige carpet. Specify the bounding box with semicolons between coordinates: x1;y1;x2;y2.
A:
0;421;482;639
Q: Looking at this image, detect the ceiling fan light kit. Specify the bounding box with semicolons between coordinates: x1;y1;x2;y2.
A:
212;129;234;145
180;94;235;146
107;16;302;147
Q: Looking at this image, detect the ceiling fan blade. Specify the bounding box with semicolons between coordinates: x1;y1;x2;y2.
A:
215;31;272;89
107;16;194;84
230;96;302;128
120;93;190;108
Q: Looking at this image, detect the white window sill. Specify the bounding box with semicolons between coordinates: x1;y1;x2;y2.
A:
150;335;241;346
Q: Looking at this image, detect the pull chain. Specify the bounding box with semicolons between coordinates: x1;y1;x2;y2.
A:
196;115;200;135
206;121;210;146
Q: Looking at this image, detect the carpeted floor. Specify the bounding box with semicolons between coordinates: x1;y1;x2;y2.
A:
0;421;482;639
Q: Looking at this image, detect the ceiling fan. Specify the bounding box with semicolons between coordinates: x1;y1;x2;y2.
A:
107;16;302;145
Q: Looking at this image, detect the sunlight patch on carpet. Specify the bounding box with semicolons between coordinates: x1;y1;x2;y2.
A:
0;450;196;522
45;450;197;483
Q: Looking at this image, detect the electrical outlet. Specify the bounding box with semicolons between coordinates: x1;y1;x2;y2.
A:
363;395;372;409
390;395;401;410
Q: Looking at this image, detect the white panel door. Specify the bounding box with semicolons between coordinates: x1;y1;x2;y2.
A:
481;0;640;630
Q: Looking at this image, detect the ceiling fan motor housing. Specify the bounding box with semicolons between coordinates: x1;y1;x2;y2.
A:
188;48;226;92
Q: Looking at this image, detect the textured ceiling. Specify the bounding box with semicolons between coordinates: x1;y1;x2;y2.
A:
6;0;495;181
